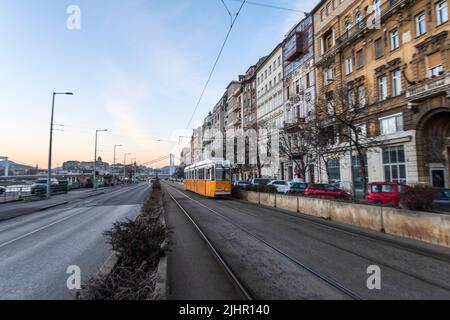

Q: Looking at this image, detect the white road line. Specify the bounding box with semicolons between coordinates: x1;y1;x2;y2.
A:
0;184;149;249
0;209;85;249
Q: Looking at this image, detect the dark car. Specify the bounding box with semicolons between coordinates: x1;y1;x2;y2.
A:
305;184;351;200
433;188;450;212
31;178;60;195
288;182;309;194
234;181;251;188
250;178;271;186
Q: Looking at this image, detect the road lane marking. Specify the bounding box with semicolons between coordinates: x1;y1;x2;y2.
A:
0;185;150;249
0;209;86;249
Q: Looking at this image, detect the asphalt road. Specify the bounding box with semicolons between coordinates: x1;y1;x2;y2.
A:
164;182;450;300
0;183;150;300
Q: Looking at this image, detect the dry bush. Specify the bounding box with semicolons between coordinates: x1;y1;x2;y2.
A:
80;189;167;300
400;185;439;211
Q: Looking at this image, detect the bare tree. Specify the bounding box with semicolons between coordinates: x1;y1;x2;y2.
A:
315;81;380;198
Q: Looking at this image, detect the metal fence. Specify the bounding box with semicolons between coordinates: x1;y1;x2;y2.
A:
0;184;69;203
0;185;33;203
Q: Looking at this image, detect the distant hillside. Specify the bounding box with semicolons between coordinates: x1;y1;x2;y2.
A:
0;160;35;171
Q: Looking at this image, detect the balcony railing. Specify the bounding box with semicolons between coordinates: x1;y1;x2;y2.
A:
336;21;367;48
406;72;450;101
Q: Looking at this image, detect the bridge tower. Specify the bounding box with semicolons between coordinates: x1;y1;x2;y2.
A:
169;154;175;176
0;156;9;177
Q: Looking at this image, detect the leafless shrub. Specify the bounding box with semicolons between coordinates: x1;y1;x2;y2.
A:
400;185;439;211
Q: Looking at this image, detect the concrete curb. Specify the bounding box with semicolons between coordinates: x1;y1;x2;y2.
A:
97;252;120;277
154;195;168;300
0;198;24;205
39;201;69;211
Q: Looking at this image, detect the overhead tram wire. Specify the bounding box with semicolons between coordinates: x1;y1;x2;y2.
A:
183;0;247;142
228;0;306;13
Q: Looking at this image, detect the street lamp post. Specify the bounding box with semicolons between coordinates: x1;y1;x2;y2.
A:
93;129;108;191
47;92;73;198
113;144;123;185
131;158;137;182
123;153;131;181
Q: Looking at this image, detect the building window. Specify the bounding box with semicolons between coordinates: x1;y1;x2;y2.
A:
392;69;402;96
389;28;399;50
356;49;364;68
378;75;387;101
320;9;325;21
436;0;448;25
348;89;355;110
428;51;443;76
327;158;341;185
383;146;406;183
355;11;363;30
374;37;383;58
326;91;334;114
352;153;368;190
326;2;331;15
380;113;403;135
345;57;353;75
374;0;381;17
415;12;426;36
345;18;352;36
358;85;366;108
324;68;334;85
430;65;443;77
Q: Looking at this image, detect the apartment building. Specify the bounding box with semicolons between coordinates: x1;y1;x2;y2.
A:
313;0;450;190
256;43;284;178
180;147;192;166
281;14;316;181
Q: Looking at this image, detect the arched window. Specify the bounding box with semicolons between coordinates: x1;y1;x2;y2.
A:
345;18;352;36
355;11;362;29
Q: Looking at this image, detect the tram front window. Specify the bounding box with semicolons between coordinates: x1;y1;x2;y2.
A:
215;167;231;181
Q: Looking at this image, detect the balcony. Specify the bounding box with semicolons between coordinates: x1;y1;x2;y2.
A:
284;32;305;62
381;0;406;20
336;21;367;48
228;114;242;128
406;72;450;102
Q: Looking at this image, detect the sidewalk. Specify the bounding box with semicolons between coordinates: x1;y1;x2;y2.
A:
0;187;113;221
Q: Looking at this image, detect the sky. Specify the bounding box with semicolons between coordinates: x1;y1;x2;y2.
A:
0;0;316;168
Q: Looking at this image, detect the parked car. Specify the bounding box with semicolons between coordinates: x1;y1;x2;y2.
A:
433;188;450;212
250;178;271;186
288;182;309;194
305;184;351;200
367;182;410;207
31;178;60;195
268;180;290;193
233;181;251;188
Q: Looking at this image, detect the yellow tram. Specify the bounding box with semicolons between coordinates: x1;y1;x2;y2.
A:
184;159;232;198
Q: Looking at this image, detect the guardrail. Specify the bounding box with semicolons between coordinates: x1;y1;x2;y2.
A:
0;185;33;203
0;184;69;203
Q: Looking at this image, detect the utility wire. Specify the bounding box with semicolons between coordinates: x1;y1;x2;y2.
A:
228;0;306;13
220;0;233;24
184;0;247;135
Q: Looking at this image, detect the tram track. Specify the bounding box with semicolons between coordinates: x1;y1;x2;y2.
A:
164;182;362;300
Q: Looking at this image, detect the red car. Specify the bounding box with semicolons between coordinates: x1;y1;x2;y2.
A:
305;184;351;200
367;182;410;207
